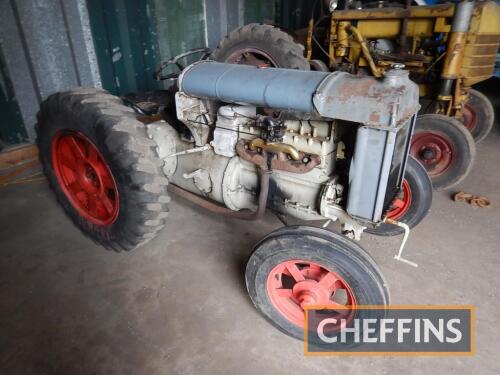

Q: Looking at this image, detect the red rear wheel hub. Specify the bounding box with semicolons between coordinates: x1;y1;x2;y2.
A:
387;179;412;220
226;48;278;68
410;131;454;176
51;131;119;226
266;260;357;327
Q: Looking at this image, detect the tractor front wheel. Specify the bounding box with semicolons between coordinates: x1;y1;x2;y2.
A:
36;88;170;251
245;226;389;340
366;156;432;236
410;114;476;191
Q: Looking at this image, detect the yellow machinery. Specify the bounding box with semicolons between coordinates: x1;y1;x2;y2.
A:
212;0;499;190
310;1;499;125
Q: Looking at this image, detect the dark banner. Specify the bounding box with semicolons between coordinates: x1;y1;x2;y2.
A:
305;306;474;355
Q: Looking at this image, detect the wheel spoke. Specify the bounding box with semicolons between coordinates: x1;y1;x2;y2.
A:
98;170;115;190
319;272;340;288
284;262;305;282
59;153;78;171
67;180;82;194
87;194;98;216
392;199;405;209
87;146;99;164
68;136;86;160
100;193;114;215
275;288;293;298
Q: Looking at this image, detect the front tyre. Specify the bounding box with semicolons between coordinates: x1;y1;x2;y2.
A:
36;88;170;251
366;156;432;236
245;226;389;340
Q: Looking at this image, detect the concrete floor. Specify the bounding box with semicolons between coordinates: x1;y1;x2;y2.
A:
1;83;499;375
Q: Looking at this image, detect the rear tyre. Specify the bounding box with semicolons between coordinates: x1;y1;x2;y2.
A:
36;88;170;251
410;114;476;191
211;23;309;70
366;156;432;236
246;226;389;340
461;89;495;143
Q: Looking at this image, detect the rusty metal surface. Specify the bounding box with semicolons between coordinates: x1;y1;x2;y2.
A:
248;138;301;161
313;69;420;128
168;167;271;221
236;140;320;174
453;191;491;208
330;4;455;21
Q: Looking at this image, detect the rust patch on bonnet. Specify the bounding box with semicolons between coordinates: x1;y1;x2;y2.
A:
335;78;377;103
369;112;381;123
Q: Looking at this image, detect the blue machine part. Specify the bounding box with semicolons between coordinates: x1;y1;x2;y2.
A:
178;61;420;128
178;61;329;113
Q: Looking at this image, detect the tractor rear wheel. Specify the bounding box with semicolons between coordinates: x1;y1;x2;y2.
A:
461;89;495;143
246;226;389;340
410;114;476;191
211;23;309;70
36;88;170;251
366;156;432;236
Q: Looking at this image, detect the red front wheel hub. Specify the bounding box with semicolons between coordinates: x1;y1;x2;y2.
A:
266;260;357;327
51;131;119;226
386;179;412;220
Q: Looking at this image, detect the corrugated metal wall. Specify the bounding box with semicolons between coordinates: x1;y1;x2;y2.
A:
87;0;275;95
275;0;315;31
0;0;274;144
0;0;101;143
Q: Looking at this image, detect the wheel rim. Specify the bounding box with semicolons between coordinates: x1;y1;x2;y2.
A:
410;132;454;176
226;47;279;67
461;104;477;132
51;131;119;226
266;260;357;328
386;180;412;220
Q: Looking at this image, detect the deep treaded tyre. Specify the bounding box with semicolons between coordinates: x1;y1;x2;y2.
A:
410;114;476;191
366;156;432;236
246;226;389;340
462;89;495;143
211;23;310;70
36;88;169;251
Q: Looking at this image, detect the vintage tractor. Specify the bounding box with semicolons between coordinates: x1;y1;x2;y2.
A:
36;61;431;339
211;0;500;190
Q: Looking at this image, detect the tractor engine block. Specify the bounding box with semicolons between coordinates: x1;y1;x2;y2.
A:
148;61;420;238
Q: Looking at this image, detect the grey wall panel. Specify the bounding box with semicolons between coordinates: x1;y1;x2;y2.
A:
0;0;101;142
204;0;273;49
0;0;41;141
14;0;80;98
60;0;102;88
